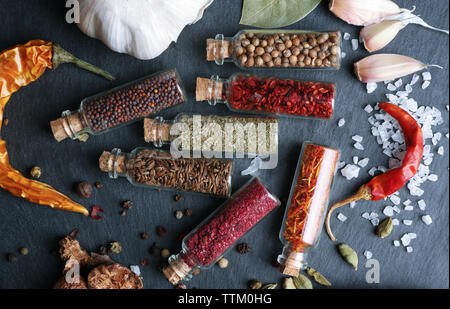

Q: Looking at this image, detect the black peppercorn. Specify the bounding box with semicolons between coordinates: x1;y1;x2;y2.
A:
141;232;149;240
122;200;133;210
150;243;161;256
237;243;251;254
174;194;182;202
156;226;167;238
8;253;18;263
98;245;108;255
184;208;193;216
76;181;93;198
94;182;103;189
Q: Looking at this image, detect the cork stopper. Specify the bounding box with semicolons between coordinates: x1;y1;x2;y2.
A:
162;256;192;286
196;77;224;102
143;118;170;143
280;252;304;277
50;112;85;142
99;151;126;174
206;38;231;61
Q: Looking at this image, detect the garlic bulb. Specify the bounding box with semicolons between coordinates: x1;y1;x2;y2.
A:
77;0;213;60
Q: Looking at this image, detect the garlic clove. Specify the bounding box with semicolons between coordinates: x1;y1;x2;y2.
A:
360;20;405;52
329;0;402;26
354;54;442;83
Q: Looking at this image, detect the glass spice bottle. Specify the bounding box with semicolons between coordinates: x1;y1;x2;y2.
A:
206;30;341;69
144;113;278;155
196;74;335;119
163;177;280;285
278;142;339;276
98;147;233;198
50;69;186;142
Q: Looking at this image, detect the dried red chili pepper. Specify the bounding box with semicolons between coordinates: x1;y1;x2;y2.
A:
325;102;423;242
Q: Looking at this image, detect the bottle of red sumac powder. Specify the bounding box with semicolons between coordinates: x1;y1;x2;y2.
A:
99;147;233;198
50;69;186;142
163;177;280;285
278;142;339;277
196;74;335;119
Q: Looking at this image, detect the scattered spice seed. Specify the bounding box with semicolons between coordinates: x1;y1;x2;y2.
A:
122;200;133;210
150;243;161;256
140;258;150;267
161;248;170;259
98;245;108;255
109;242;122;254
30;166;42;179
90;206;104;220
192;268;201;276
69;228;79;238
184;208;193;216
249;280;262;289
174;194;182;202
94;182;103;188
76;181;92;198
8;253;18;263
217;257;229;269
120;210;127;216
19;248;29;256
236;243;250;254
156;226;167;238
174;210;183;220
140;232;149;240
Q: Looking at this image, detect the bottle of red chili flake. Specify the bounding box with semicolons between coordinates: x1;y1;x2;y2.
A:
50;69;186;142
163;177;280;285
278;142;339;277
196;74;335;119
206;30;341;69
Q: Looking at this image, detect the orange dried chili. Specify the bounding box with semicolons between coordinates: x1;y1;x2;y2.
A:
325;102;424;242
0;40;114;215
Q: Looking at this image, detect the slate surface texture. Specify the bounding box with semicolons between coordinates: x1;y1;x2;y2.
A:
0;0;448;289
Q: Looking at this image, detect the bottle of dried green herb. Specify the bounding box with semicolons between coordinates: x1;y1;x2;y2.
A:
99;147;233;198
144;113;278;156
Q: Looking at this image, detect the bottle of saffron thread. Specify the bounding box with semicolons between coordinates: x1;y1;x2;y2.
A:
278;142;339;276
196;74;335;120
163;177;280;285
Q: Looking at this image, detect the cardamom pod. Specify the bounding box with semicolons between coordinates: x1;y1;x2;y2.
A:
282;278;296;289
338;243;358;271
306;267;331;287
261;283;277;289
292;274;313;289
377;217;393;238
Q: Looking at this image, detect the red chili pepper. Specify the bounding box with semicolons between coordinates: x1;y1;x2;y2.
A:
325;102;423;242
90;206;104;220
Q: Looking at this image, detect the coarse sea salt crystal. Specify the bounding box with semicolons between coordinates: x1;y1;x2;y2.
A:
418;199;426;210
368;167;377;176
401;234;411;246
406;246;413;253
408;233;417;239
130;265;141;276
337;213;347;222
344;32;350;40
422;72;431;81
384;80;393;84
364;105;374;113
403;220;413;226
422;215;433;225
393;206;401;214
369;212;378;219
364;251;373;259
389;195;401;205
387;83;397;91
341;164;360;180
405;84;413;93
341;51;347;58
366;82;377;93
403;199;411;205
358;158;369;168
392;219;400;226
410;74;420;85
353;156;359;164
337;161;346;169
371;218;380;226
404;205;414;211
351;39;359;50
437;146;444;155
383;206;394;217
394;79;403;88
338;118;346;127
352;135;363;142
350;201;356;208
393;240;400;246
422;80;430;89
428;174;438;182
362;212;370;219
354;142;364;150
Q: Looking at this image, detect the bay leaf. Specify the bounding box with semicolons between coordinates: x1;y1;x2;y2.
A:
292;274;313;289
306;267;331;286
282;277;296;289
338;243;358;271
240;0;323;28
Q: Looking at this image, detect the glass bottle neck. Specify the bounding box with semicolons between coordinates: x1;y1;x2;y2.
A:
196;75;228;106
143;116;171;147
98;148;129;179
50;109;90;142
277;243;309;277
206;34;232;65
163;250;197;285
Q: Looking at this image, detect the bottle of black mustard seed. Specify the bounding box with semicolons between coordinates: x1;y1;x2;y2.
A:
50;69;186;142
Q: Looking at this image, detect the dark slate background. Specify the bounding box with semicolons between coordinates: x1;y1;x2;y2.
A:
0;0;448;289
